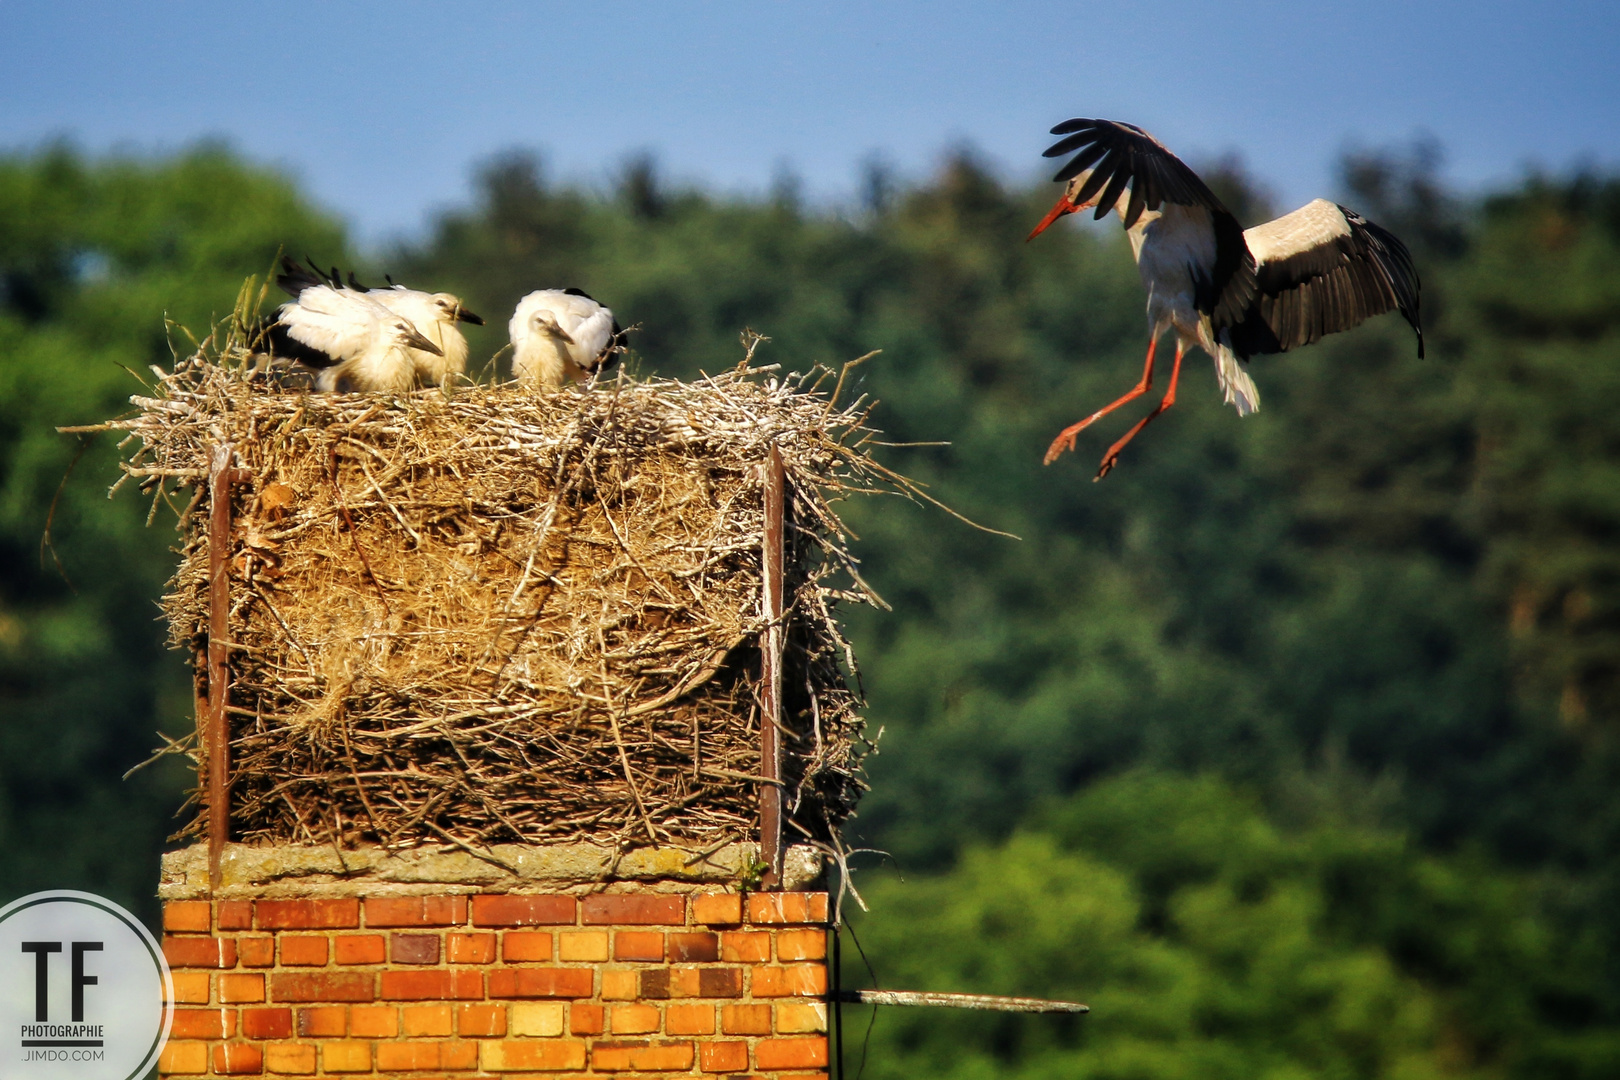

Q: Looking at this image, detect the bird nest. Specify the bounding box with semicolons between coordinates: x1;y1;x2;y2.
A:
102;334;904;859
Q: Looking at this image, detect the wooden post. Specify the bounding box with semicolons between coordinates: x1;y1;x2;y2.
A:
759;445;786;888
206;443;237;892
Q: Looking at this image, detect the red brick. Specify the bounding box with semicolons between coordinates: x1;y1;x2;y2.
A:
319;1041;371;1073
722;1003;772;1034
348;1005;398;1037
667;931;719;962
457;1003;506;1037
690;893;742;926
381;969;483;1001
582;893;684;925
363;895;468;928
447;932;496;964
333;934;386;965
614;930;665;961
160;1040;208;1074
776;1002;829;1033
238;936;275;967
271;972;374;1003
256;899;360;930
501;931;553;962
402;1004;453;1036
570;1003;605;1034
483;1039;588;1071
747;892;826;925
172;971;210;1004
376;1040;477;1071
666;1003;715;1035
213;1042;264;1074
470;894;575;927
279;936;329;966
751;964;826;997
486;967;594;999
164;936;237;969
591;1039;694;1071
164;900;212;933
757;1036;829;1070
720;931;772;962
171;1008;233;1039
699;967;743;997
776;928;827;961
392;933;441;964
263;1042;317;1074
220;973;265;1003
241;1007;293;1039
296;1006;347;1037
611;1003;661;1034
699;1040;750;1073
217;900;254;930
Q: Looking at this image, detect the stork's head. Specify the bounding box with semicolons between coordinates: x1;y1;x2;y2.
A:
388;319;444;357
428;292;484;326
1027;178;1096;241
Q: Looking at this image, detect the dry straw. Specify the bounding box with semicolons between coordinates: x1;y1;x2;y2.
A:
93;306;930;864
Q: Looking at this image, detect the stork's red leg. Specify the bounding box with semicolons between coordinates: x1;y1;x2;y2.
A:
1094;341;1184;481
1043;336;1159;465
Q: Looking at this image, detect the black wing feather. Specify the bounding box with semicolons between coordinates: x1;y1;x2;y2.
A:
1225;205;1423;359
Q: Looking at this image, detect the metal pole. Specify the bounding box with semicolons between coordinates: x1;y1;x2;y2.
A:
206;444;236;892
758;444;786;888
832;989;1089;1014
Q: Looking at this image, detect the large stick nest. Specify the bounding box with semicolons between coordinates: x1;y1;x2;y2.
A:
104;335;904;859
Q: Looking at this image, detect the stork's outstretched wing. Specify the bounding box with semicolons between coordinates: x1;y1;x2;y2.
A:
1041;118;1256;330
1042;118;1229;229
1226;199;1423;359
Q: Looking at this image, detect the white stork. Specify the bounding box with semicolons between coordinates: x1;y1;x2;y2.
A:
262;266;444;393
277;258;484;388
1027;118;1423;479
509;289;623;388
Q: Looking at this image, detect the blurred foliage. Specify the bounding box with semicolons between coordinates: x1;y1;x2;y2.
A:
851;772;1620;1080
2;137;1619;1073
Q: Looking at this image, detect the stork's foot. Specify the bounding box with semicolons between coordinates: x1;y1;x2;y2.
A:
1043;424;1087;465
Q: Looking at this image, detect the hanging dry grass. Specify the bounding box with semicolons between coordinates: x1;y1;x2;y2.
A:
92;318;920;860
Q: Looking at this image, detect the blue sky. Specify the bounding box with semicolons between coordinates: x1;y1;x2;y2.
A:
2;1;1615;245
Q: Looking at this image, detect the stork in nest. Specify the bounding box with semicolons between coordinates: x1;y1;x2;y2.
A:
509;288;625;388
1027;118;1422;479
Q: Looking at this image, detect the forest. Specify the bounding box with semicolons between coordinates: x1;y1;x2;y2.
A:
2;139;1619;1078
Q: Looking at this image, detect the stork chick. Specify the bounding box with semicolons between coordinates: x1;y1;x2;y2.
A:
1027;118;1422;479
263;282;443;392
279;258;484;388
509;289;622;388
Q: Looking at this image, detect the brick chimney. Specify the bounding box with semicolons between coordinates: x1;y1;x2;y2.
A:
157;845;830;1078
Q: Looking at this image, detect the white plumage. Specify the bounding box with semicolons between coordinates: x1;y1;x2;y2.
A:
1028;118;1422;478
359;283;483;388
272;284;444;393
509;289;621;388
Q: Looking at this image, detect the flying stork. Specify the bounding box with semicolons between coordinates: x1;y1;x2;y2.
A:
1027;118;1423;479
277;258;484;388
509;289;624;388
261;261;444;392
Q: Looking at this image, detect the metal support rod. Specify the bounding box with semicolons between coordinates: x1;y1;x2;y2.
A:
832;989;1090;1014
758;444;786;888
205;444;238;892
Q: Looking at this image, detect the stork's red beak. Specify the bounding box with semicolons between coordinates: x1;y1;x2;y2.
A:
1027;195;1084;241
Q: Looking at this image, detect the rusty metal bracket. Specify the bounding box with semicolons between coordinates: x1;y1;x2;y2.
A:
758;444;786;888
205;444;248;891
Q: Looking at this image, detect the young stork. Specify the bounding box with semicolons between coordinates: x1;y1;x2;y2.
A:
278;258;484;388
1027;118;1423;479
509;288;623;388
263;281;444;392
